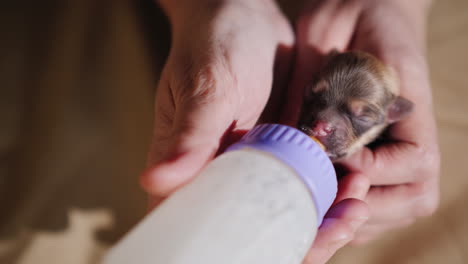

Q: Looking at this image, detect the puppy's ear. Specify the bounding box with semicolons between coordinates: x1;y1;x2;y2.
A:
387;96;414;123
305;79;327;99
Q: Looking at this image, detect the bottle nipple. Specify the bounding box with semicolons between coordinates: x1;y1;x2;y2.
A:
310;136;326;150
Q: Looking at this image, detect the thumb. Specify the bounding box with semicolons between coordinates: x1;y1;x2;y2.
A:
281;0;362;126
141;95;234;200
303;199;369;264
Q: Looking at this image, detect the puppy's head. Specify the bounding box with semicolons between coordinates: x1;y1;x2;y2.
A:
297;51;413;159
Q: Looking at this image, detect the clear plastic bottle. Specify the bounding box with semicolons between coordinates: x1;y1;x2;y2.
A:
104;124;337;264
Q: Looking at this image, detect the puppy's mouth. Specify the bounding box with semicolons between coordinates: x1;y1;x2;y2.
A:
298;124;349;160
299;124;312;135
299;124;329;150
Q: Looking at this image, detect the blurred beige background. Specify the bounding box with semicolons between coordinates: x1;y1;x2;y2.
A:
0;0;467;263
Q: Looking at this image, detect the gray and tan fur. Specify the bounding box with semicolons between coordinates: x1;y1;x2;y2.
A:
297;51;413;160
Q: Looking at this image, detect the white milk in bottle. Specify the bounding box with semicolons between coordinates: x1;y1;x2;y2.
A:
104;124;337;264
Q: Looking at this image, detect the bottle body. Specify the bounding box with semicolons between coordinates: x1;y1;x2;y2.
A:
104;149;318;264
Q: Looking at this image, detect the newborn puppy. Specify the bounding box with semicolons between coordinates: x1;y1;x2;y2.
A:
297;51;413;160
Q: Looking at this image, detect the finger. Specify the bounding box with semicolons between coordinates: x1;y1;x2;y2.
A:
282;0;363;126
142;94;234;198
303;199;369;264
142;144;217;196
338;133;440;185
302;219;352;264
363;179;439;225
296;0;363;71
338;143;425;185
333;172;370;205
351;218;415;245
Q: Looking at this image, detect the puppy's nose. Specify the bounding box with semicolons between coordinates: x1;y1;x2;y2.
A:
311;121;333;137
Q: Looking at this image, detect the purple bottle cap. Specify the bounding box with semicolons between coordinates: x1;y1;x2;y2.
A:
226;124;337;225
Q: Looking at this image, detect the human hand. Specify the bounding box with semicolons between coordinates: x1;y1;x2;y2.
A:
141;0;294;206
286;0;440;251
